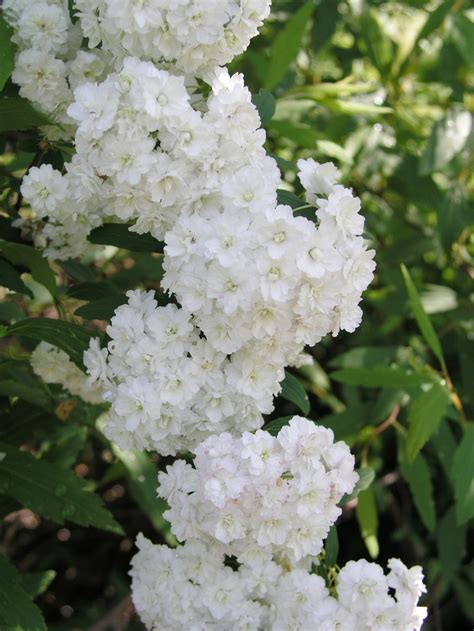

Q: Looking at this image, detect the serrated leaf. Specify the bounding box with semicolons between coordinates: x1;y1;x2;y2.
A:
280;371;310;415
88;223;164;252
356;487;379;559
75;295;127;321
340;467;375;504
0;97;52;132
0;554;46;631
0;16;15;91
0;258;33;298
0;241;57;299
399;441;436;531
252;89;275;127
0;441;123;534
407;382;450;462
113;447;174;544
324;526;339;567
401;265;445;370
451;424;474;525
263;415;293;436
437;507;466;583
265;0;314;90
5;318;92;369
331;366;432;389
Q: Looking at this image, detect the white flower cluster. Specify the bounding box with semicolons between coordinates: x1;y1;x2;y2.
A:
20;63;278;259
74;0;271;76
30;341;102;405
4;0;269;129
131;537;427;630
80;152;374;453
3;0;111;129
130;422;427;629
159;417;358;563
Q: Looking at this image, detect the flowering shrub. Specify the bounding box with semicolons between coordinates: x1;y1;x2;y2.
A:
1;0;472;629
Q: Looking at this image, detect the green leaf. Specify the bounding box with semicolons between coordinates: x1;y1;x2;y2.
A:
113;447;174;544
75;295;127;321
416;0;456;43
360;8;394;79
399;441;436;531
0;553;46;631
252;89;276;127
280;371;310;415
438;185;474;252
320;404;372;443
0;401;55;446
0;441;123;534
330;346;398;369
0;258;33;298
20;571;56;599
312;0;339;53
264;0;314;90
450;13;474;67
419;107;472;175
407;382;451;462
340;467;375;504
42;425;87;469
67;281;120;301
0;241;57;299
451;424;474;525
401;265;446;370
437;506;466;583
324;526;339;567
356;487;379;559
0;301;24;322
0;16;15;91
5;318;92;369
263;415;293;436
0;97;52;133
431;419;457;479
58;260;95;282
88;223;164;252
319;99;393;115
277;189;304;209
0;380;51;409
331;366;432;389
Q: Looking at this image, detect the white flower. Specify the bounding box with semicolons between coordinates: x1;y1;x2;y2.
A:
21;164;68;216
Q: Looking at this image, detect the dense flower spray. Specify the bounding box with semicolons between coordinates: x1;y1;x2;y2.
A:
8;1;427;629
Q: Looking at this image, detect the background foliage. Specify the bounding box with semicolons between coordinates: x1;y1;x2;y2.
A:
0;0;473;629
